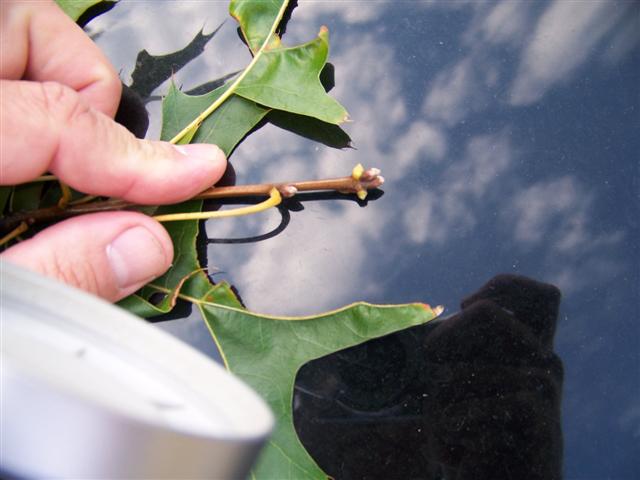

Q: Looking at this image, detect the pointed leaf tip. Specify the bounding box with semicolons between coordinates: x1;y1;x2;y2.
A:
423;304;445;318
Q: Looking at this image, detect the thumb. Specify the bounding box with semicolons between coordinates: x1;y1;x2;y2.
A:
1;212;173;302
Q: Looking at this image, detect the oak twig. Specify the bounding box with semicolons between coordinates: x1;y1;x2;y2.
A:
0;165;384;235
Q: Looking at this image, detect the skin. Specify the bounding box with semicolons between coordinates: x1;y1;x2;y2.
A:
0;0;227;301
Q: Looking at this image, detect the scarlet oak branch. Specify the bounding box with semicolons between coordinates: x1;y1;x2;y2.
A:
0;166;384;234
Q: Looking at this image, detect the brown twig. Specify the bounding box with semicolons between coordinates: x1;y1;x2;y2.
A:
0;166;384;234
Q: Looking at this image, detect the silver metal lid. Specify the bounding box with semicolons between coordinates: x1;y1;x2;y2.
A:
0;261;273;479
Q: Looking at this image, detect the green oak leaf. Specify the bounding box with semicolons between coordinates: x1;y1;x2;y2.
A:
230;0;286;53
0;187;12;219
234;27;349;124
170;0;347;144
161;82;270;153
10;183;43;212
267;109;353;149
146;272;442;479
229;0;348;123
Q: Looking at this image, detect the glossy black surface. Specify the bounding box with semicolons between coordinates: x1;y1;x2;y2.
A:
91;1;639;478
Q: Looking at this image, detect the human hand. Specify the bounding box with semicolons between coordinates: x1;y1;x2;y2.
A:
0;0;226;301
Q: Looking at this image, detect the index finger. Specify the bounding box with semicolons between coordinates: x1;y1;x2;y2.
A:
0;0;121;116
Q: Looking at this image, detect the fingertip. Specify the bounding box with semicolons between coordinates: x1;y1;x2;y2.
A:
106;221;173;295
172;142;228;186
115;140;228;205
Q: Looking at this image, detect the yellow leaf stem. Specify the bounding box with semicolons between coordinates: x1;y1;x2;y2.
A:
153;187;282;222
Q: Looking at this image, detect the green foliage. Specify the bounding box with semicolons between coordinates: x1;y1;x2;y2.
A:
161;83;270;153
116;2;443;478
145;271;441;479
230;0;286;53
0;187;12;218
10;183;43;212
235;27;349;124
0;2;440;477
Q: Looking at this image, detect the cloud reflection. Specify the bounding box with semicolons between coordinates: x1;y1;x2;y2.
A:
293;0;386;25
90;0;634;313
503;176;624;293
403;132;512;245
509;0;632;105
89;7;638;475
478;0;530;46
423;57;479;126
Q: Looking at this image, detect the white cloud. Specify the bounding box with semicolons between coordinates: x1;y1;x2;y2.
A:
228;199;388;315
481;0;529;45
503;176;624;295
402;132;513;245
547;257;622;296
505;176;624;254
458;0;533;48
423;57;477;126
293;1;386;25
92;2;244;85
509;0;630;105
403;191;442;245
385;121;447;181
508;177;584;246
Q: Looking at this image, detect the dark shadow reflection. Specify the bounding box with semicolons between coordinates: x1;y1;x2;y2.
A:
115;84;149;139
294;275;564;480
77;1;118;28
146;189;382;323
208;204;292;244
206;190;383;244
130;25;223;100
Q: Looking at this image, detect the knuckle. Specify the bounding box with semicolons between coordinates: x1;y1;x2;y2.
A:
85;62;122;116
38;81;91;125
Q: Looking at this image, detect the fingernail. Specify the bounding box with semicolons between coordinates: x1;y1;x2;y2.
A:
173;143;226;166
106;226;168;290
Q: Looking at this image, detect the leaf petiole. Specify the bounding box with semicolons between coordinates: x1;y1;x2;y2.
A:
153;187;282;222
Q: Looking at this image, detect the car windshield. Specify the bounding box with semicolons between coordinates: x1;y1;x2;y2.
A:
90;1;639;478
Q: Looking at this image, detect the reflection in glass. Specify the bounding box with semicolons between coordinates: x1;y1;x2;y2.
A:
295;275;564;480
89;1;639;478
